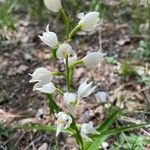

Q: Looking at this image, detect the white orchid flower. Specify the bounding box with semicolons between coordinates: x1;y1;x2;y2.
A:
82;51;106;68
44;0;62;13
35;82;56;94
56;43;74;59
63;92;78;114
64;52;77;65
55;112;72;136
38;24;58;48
29;67;53;91
63;92;78;105
80;122;100;141
29;67;52;83
78;11;100;31
77;79;97;99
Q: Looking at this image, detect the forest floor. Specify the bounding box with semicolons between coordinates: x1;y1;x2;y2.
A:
0;1;150;150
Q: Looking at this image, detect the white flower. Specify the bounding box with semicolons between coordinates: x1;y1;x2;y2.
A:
29;67;52;83
78;11;100;31
56;43;74;59
55;112;72;136
44;0;62;12
82;51;106;68
80;122;100;141
95;91;108;104
35;82;56;94
63;92;78;114
64;52;77;65
77;79;97;99
38;24;58;48
29;67;53;91
63;92;78;105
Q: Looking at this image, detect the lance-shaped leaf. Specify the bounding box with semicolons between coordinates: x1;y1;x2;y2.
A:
46;94;61;114
85;123;150;150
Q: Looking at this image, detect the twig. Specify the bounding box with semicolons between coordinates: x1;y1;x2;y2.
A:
24;135;43;150
12;131;27;149
124;86;150;102
98;26;102;51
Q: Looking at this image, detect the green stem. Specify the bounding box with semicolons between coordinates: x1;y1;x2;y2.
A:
69;59;83;68
70;115;84;150
59;8;69;38
51;72;65;76
51;48;57;60
56;88;64;95
66;56;70;92
46;94;61;114
68;24;81;39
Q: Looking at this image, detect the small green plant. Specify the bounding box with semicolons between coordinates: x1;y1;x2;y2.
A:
119;61;137;77
0;0;16;31
106;56;118;65
111;133;150;150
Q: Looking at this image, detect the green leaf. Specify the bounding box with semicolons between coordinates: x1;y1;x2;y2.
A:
15;124;72;134
86;123;150;150
103;123;150;136
97;107;121;132
15;124;56;132
46;94;61;114
84;107;121;149
70;115;84;149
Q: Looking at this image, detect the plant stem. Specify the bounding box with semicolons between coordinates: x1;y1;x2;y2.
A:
66;56;70;92
59;8;69;38
46;94;61;114
69;59;83;68
68;24;81;40
51;48;57;60
51;72;65;76
70;115;84;150
56;88;64;95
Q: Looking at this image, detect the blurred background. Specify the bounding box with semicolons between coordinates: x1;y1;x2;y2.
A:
0;0;150;149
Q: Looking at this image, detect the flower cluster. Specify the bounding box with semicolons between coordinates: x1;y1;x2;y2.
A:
29;0;106;142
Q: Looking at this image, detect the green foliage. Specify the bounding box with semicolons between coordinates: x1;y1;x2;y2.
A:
138;75;150;86
111;133;150;150
46;94;61;114
119;61;137;77
132;40;150;59
0;124;13;139
131;0;141;34
0;0;16;30
90;0;106;18
106;56;118;65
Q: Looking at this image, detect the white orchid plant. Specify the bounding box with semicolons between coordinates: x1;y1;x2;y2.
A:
18;0;149;149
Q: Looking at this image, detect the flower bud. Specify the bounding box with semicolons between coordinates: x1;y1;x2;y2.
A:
38;24;58;48
56;43;74;59
82;51;106;68
78;11;100;31
44;0;62;12
55;112;72;136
